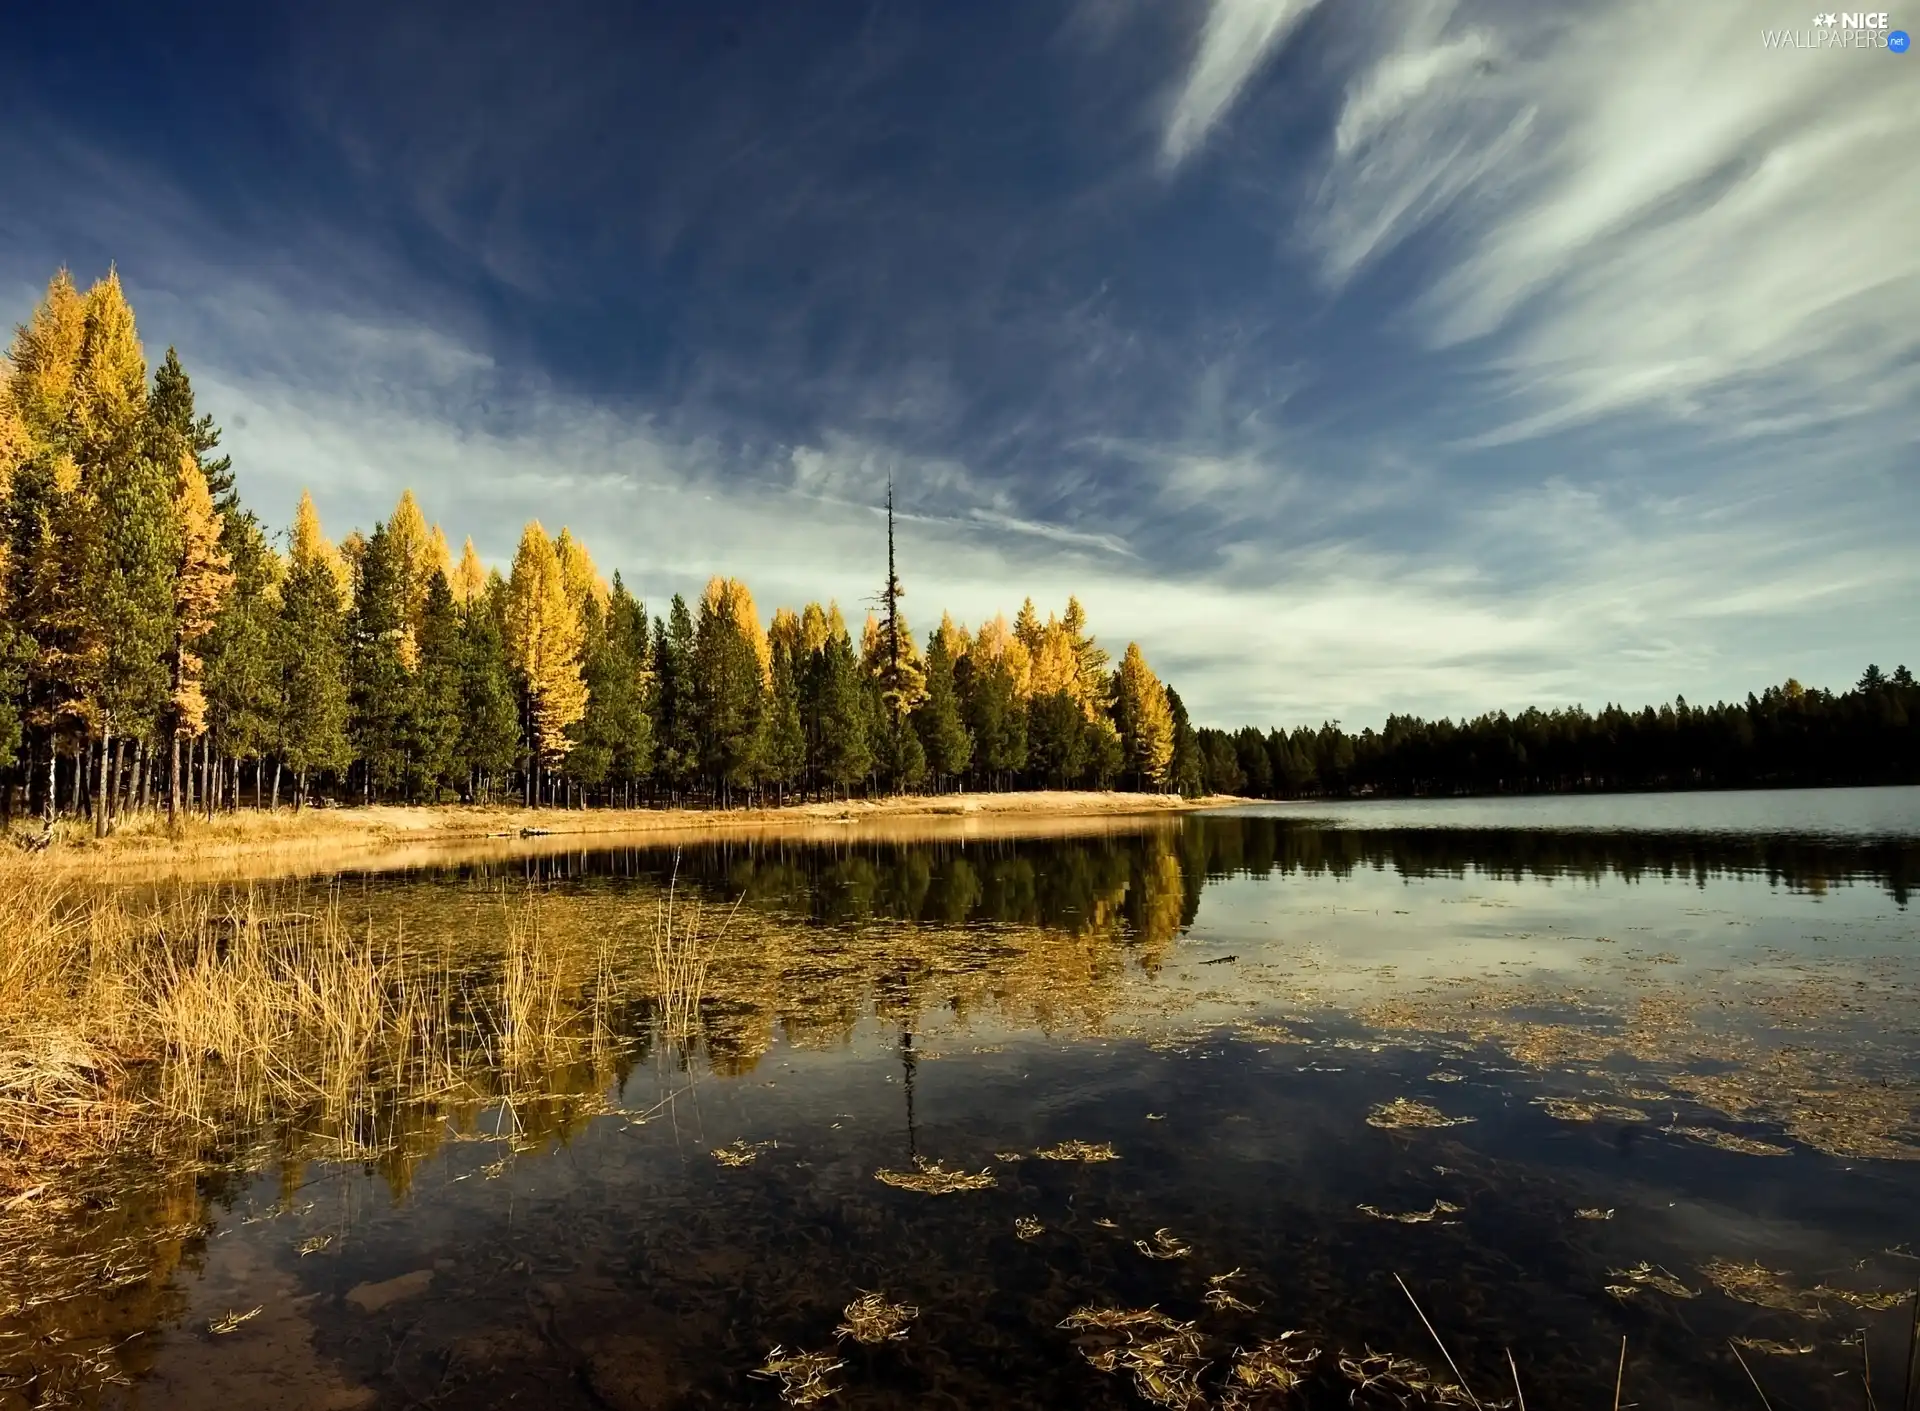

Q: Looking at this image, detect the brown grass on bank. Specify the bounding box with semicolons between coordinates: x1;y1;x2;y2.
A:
2;790;1226;883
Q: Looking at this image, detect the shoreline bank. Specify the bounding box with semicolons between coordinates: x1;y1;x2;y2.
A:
6;790;1234;882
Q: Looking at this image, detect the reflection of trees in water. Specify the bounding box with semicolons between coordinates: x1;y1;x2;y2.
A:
1184;817;1916;906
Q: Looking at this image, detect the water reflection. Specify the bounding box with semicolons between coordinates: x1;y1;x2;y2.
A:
2;805;1915;1410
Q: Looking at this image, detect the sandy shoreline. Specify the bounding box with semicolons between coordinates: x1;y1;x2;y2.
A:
9;791;1236;882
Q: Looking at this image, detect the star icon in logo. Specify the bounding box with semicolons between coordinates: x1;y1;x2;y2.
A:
1812;11;1836;22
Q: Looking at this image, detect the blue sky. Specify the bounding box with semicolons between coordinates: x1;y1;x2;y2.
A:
3;0;1914;726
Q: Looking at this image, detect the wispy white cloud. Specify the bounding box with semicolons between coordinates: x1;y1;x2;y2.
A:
1161;0;1322;168
1305;0;1920;443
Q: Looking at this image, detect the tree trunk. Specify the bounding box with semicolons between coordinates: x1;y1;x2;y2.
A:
271;759;282;811
42;740;54;826
133;738;149;814
93;731;112;838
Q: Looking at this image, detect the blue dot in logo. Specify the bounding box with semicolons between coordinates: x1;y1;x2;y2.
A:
1889;28;1912;51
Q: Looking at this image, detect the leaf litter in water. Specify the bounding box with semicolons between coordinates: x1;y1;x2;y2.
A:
1014;1215;1045;1240
755;1346;844;1406
208;1306;262;1335
1366;1098;1474;1130
1060;1307;1209;1411
1574;1208;1615;1220
873;1157;996;1194
1222;1333;1319;1399
1700;1258;1904;1316
1534;1097;1648;1123
1135;1227;1192;1260
835;1292;918;1345
1731;1337;1816;1355
1035;1139;1118;1162
1607;1262;1698;1299
712;1139;777;1167
1336;1349;1481;1407
1664;1124;1792;1157
1356;1199;1462;1225
1203;1268;1258;1314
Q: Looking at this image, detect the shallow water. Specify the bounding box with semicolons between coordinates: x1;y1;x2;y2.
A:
10;790;1920;1411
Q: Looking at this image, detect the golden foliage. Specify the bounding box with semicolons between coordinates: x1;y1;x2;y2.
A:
1114;642;1174;785
385;489;441;667
171;455;233;736
452;536;488;607
702;576;772;687
72;269;148;463
506;522;589;762
290;490;351;597
554;527;610;616
935;610;970;662
5;269;87;444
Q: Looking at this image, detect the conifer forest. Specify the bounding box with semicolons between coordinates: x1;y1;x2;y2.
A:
0;267;1912;833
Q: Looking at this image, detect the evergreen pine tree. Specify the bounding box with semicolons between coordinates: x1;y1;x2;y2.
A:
276;493;352;801
915;627;972;789
409;572;465;800
960;650;1026;789
652;596;699;796
1028;689;1089;787
808;629;871;796
202;512;282;805
148;347;235;511
1164;686;1205;798
348;521;418;800
456;574;520;801
764;637;806;802
693;577;766;802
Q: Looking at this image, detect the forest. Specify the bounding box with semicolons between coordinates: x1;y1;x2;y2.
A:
1;266;1912;834
0;270;1188;832
1194;667;1919;800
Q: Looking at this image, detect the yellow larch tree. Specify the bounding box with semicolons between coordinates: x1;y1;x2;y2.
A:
1113;642;1174;789
170;454;233;802
971;613;1032;699
505;521;588;779
554;527;610;619
934;611;970;664
452;536;488;607
769;606;803;664
384;489;443;667
290;490;351;595
702;576;771;688
1027;623;1078;702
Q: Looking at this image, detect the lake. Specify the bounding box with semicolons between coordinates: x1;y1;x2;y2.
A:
8;788;1918;1411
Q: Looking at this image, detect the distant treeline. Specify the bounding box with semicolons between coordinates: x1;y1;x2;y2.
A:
1193;668;1919;800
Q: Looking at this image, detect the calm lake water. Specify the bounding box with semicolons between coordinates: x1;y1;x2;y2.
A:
13;789;1920;1411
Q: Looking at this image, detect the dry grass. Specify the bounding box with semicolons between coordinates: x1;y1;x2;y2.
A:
1357;1200;1463;1225
873;1157;997;1194
1034;1138;1119;1162
834;1292;919;1345
1367;1098;1474;1131
0;868;716;1402
754;1346;844;1406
